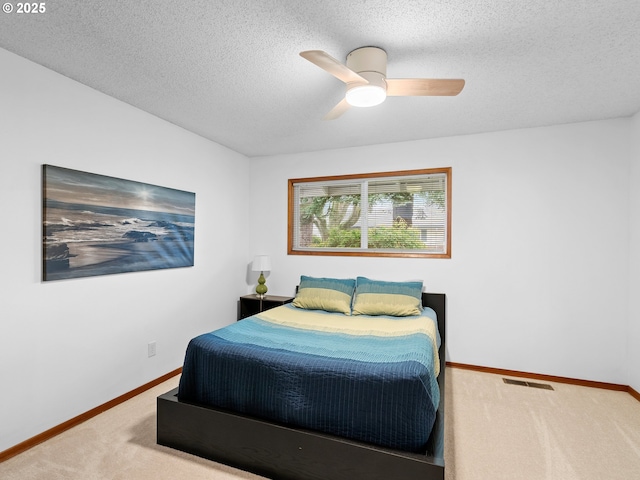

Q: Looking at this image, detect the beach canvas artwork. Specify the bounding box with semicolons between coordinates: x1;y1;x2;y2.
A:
42;165;195;281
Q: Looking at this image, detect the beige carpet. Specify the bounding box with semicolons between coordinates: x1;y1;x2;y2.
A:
2;368;639;480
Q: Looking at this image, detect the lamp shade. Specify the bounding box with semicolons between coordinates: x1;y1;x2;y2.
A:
252;255;272;272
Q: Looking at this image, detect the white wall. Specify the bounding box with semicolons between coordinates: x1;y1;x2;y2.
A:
250;119;631;385
0;48;250;452
629;111;640;393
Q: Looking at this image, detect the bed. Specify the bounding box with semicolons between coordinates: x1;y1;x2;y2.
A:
157;277;446;480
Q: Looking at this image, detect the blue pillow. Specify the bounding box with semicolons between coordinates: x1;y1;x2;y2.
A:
352;277;423;316
292;276;356;315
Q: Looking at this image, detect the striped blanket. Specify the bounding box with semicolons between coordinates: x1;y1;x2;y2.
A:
178;303;440;452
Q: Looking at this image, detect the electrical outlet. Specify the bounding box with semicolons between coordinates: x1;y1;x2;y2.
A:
148;341;157;357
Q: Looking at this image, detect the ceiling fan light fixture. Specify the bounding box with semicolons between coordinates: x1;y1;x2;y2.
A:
346;84;386;107
300;46;465;119
345;71;387;108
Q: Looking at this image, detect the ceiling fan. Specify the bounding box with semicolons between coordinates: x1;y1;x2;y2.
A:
300;47;465;120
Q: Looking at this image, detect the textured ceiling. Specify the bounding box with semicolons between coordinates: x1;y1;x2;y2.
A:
1;0;639;157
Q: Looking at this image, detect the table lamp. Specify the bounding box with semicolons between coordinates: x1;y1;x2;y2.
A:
252;255;271;298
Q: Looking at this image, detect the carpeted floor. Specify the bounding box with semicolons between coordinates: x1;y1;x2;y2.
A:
1;368;639;479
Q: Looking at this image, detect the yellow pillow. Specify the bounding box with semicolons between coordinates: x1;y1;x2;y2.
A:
352;277;423;316
292;276;355;315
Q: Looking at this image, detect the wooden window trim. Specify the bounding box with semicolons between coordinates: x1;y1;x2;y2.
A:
287;167;452;259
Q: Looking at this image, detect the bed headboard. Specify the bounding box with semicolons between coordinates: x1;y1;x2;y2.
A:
422;292;446;347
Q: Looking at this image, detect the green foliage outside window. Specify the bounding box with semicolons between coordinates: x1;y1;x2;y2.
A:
368;219;425;249
312;219;425;249
312;226;361;248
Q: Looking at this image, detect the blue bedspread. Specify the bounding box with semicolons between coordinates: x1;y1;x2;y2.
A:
178;304;440;452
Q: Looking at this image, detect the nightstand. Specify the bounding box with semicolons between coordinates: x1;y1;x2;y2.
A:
238;294;294;320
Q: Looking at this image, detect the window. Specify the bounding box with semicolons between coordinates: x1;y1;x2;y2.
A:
288;167;451;258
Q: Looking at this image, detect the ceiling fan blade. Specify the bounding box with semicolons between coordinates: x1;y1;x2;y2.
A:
386;78;465;96
323;98;351;120
300;50;368;84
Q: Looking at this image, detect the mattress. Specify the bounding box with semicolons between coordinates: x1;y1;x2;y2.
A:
177;303;441;452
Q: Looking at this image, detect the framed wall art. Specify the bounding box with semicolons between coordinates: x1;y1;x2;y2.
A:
42;165;195;281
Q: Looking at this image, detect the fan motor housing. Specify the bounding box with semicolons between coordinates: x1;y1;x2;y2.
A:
346;47;387;77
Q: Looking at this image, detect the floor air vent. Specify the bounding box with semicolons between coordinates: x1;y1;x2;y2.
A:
503;378;554;390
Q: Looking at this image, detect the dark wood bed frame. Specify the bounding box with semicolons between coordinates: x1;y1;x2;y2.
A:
157;293;446;480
